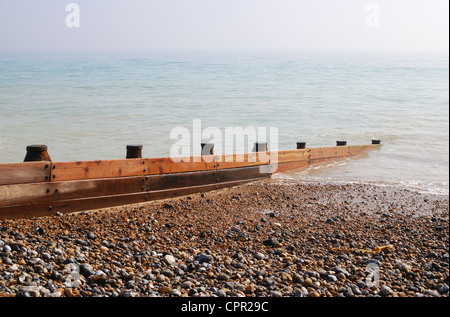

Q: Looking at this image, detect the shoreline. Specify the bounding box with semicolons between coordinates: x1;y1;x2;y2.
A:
0;179;448;297
272;173;450;197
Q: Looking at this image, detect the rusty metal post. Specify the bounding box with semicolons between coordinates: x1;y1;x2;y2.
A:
253;142;268;152
126;144;143;159
336;141;347;146
201;143;214;156
296;142;307;150
372;139;381;145
24;145;51;162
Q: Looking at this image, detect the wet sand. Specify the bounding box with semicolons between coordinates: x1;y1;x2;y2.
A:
0;179;448;297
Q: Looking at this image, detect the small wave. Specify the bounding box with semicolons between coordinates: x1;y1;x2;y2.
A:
276;174;449;196
391;180;449;196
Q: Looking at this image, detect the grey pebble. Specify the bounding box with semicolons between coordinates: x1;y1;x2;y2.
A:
163;254;176;265
439;284;449;294
327;275;338;282
424;289;441;297
171;289;182;297
380;285;394;296
2;245;11;252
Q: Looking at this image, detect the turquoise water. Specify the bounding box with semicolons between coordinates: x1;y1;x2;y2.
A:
0;50;448;194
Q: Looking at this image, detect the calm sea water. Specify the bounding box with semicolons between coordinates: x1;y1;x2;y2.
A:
0;50;448;195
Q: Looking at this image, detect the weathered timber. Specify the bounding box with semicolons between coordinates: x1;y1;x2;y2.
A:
50;153;269;182
0;166;269;208
0;177;266;220
0;162;51;185
0;143;381;219
271;145;379;174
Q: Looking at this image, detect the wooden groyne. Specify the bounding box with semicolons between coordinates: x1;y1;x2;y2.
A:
0;140;381;220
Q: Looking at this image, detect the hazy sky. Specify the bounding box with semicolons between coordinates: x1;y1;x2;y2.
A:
0;0;448;51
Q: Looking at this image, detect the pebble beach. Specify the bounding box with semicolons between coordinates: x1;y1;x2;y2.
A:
0;179;448;298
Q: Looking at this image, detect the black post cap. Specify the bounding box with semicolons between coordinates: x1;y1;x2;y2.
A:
24;145;51;162
126;144;143;159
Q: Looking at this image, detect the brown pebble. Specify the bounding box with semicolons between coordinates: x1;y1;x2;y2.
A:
245;284;255;293
160;286;172;295
303;278;313;287
64;288;80;297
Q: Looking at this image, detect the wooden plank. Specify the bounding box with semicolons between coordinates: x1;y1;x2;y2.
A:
0;162;51;185
272;145;380;174
214;152;269;169
309;146;350;160
1;145;379;184
51;157;229;182
271;149;309;164
348;145;378;155
308;145;379;161
147;156;217;175
51;157;219;182
0;144;381;219
50;153;269;182
50;159;152;182
0;177;266;220
271;145;378;165
0;176;142;208
148;165;270;190
0;166;269;208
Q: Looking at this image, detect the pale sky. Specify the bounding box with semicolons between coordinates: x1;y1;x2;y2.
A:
0;0;448;51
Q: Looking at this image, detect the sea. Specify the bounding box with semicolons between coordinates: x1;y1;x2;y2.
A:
0;50;448;195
